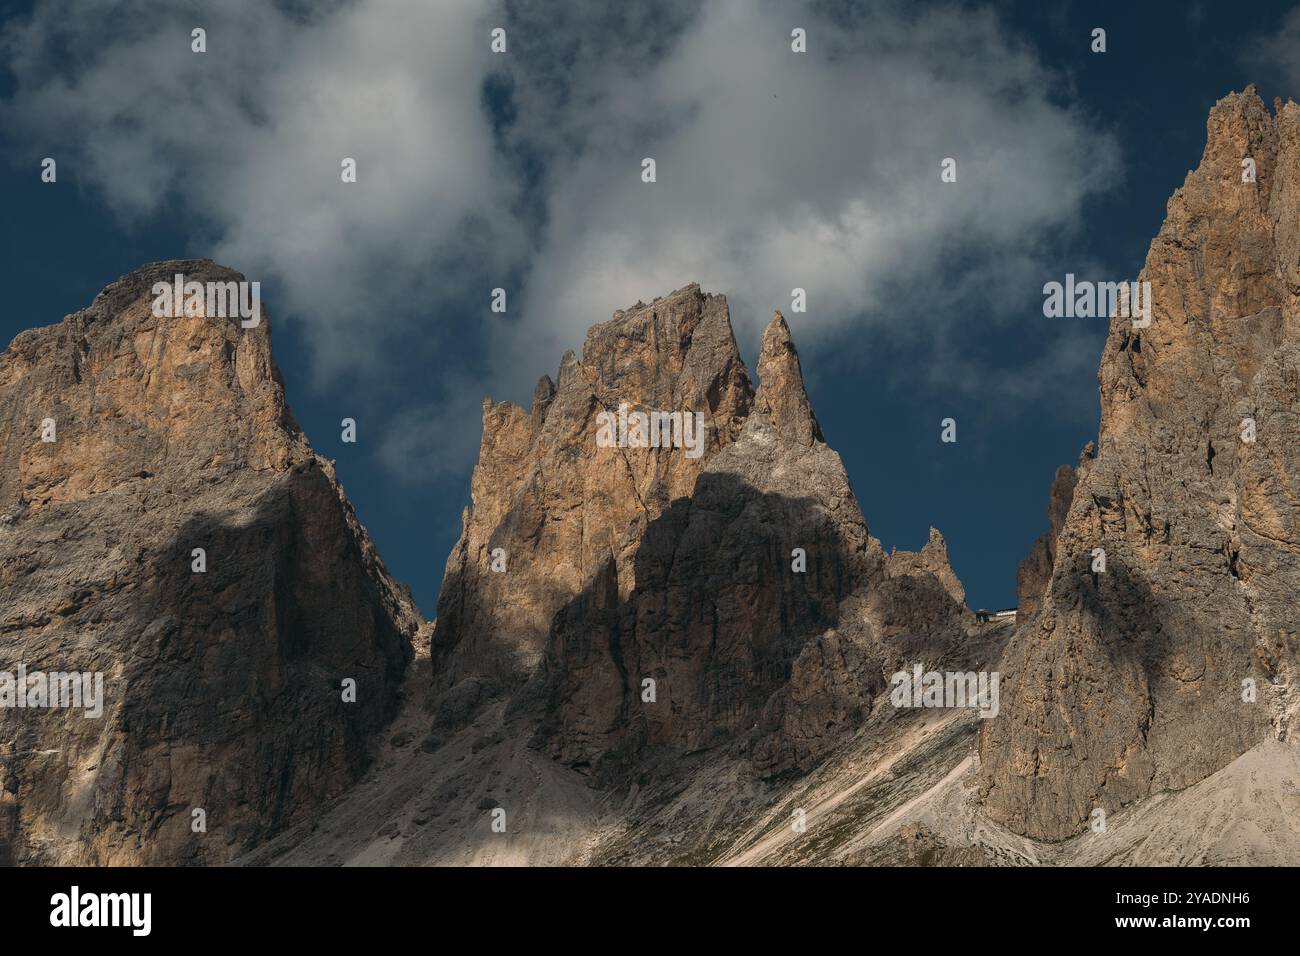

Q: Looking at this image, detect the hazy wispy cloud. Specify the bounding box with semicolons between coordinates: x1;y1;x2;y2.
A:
1;0;1120;479
498;0;1120;370
1243;6;1300;94
377;377;494;485
1;0;519;385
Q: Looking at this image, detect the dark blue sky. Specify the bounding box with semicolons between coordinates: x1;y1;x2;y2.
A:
2;0;1297;616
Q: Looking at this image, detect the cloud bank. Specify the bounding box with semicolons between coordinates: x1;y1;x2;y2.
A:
2;0;1120;478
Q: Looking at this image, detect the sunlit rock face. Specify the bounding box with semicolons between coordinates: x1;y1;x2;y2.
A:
981;88;1300;841
433;289;971;787
0;260;420;864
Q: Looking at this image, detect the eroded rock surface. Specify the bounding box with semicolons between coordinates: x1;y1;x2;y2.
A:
0;260;420;864
982;88;1300;841
433;293;972;791
244;89;1300;869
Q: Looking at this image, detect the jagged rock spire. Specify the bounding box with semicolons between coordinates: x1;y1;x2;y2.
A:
754;310;824;447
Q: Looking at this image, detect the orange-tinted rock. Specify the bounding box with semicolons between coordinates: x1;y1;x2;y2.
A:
0;261;420;863
434;292;971;785
981;88;1300;840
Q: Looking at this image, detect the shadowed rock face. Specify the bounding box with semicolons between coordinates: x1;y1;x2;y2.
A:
981;88;1300;841
1015;448;1089;620
0;261;420;864
13;82;1300;868
432;285;755;718
434;293;972;784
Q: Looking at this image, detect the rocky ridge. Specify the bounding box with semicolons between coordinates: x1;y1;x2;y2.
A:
432;288;974;794
250;89;1300;868
11;87;1300;869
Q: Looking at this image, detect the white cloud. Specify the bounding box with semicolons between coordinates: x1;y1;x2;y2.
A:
497;0;1120;375
1243;7;1300;98
2;0;519;383
2;0;1121;478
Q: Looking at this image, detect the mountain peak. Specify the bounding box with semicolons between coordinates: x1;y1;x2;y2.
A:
0;262;420;864
755;308;824;446
983;86;1300;841
0;260;304;512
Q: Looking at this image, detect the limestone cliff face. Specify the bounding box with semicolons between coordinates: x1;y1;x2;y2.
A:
0;260;420;864
434;295;971;783
981;88;1300;840
432;285;753;722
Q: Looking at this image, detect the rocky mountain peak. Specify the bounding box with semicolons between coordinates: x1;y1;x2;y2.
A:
754;309;824;447
433;285;757;702
0;260;306;516
886;527;966;606
430;284;971;792
0;261;420;864
981;87;1300;841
